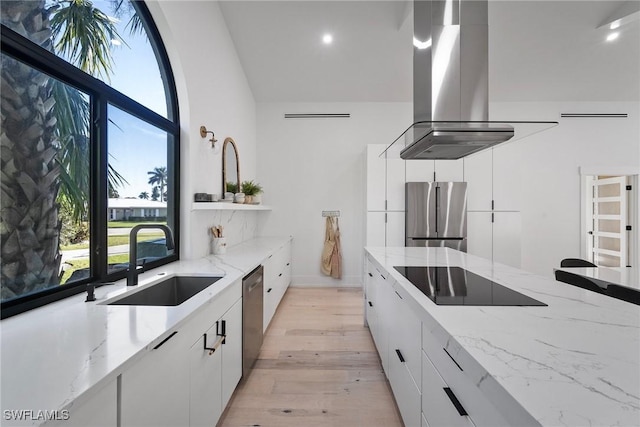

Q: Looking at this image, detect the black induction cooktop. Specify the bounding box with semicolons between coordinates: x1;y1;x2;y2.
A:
394;266;547;306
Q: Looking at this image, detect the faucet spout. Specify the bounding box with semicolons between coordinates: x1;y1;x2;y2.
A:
127;224;174;286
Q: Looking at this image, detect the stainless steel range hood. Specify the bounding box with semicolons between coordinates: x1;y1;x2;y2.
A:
388;0;556;160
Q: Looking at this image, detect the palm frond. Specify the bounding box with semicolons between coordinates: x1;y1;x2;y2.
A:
50;0;125;81
110;0;146;39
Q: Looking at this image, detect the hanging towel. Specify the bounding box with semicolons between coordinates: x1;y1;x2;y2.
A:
330;217;342;279
321;217;336;276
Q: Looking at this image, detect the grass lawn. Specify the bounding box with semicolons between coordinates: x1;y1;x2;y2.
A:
108;221;167;228
61;233;165;251
61;253;131;284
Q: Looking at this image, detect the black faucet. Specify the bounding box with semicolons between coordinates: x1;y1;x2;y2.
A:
127;224;175;286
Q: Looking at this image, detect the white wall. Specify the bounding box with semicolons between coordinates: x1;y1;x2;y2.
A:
490;101;640;276
256;102;412;286
147;1;257;259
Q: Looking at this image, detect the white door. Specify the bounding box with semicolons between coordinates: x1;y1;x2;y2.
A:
590;176;628;267
493;212;522;268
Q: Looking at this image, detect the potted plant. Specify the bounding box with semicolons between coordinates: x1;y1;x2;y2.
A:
241;180;263;204
226;182;238;194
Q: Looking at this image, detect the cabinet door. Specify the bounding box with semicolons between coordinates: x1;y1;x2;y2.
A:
221;298;243;407
372;270;392;374
386;211;406;247
366;212;386;247
422;352;474;427
463;150;492;211
121;330;189;427
389;346;422;427
492;143;522;211
190;323;223;427
406;159;435;182
367;144;387;211
51;379;117;427
493;212;521;268
435;159;464;182
467;212;492;260
387;156;406;211
390;284;422;390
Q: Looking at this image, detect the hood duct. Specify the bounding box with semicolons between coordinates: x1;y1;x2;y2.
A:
389;0;557;160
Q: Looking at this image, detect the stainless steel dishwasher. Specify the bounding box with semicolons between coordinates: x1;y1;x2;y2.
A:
242;265;264;378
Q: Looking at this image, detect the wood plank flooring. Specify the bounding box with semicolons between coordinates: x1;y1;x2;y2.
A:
219;288;403;427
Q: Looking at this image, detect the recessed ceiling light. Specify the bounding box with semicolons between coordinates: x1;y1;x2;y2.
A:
606;32;620;42
610;20;621;30
322;34;333;44
413;37;432;50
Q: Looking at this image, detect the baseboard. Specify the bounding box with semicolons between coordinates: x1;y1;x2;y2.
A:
291;275;362;287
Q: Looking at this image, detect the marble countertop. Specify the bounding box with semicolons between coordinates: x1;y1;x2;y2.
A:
555;266;639;291
365;246;640;427
0;236;291;423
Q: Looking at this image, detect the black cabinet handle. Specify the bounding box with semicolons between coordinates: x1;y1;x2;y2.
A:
368;301;373;307
286;262;290;266
267;288;273;293
395;349;405;363
443;387;468;416
278;273;283;277
153;331;178;349
368;272;373;277
443;348;463;371
394;290;403;299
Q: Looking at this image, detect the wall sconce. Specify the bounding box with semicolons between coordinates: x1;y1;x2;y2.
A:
200;126;218;149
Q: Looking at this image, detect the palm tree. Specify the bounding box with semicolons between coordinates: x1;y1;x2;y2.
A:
138;191;149;200
151;187;160;202
147;167;167;203
1;0;125;297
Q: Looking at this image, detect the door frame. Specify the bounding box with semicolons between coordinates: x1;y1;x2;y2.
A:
580;166;639;267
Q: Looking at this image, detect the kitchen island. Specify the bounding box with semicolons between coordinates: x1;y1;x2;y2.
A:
365;246;640;427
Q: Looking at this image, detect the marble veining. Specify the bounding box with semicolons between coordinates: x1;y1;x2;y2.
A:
366;246;640;427
0;236;291;426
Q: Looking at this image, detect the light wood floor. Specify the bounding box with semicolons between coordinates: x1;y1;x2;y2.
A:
219;287;403;427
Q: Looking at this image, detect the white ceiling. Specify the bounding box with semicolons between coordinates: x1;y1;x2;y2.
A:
219;1;640;103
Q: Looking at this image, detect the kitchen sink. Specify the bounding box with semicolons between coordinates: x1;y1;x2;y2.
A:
108;276;222;306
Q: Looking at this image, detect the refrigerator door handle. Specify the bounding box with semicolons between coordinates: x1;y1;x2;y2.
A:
435;185;440;235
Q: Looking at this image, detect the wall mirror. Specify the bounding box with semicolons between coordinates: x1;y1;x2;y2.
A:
222;137;240;194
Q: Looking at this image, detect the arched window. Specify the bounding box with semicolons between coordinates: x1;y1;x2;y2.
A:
1;0;179;318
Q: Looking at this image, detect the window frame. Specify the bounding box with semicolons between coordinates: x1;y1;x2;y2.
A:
0;1;180;319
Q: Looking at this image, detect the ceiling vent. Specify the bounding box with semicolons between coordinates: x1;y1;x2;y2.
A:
284;113;350;119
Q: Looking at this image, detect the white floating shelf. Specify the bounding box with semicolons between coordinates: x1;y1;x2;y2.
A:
191;202;272;211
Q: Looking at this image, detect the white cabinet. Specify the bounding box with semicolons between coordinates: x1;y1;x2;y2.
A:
435;159;464;182
121;328;190;427
493;212;521;268
387;156;406;211
263;240;292;331
189;297;242;427
50;379;117;427
365;145;405;247
387;283;423;427
467;212;521;267
189;321;223;426
467;212;493;260
464;150;492;212
492;143;522;212
386;212;406;247
367;145;386;211
366;212;386;247
422;352;474;427
406;160;435;182
221;298;243;407
121;279;243;427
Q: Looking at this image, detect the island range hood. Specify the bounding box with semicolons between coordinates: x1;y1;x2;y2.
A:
389;0;557;160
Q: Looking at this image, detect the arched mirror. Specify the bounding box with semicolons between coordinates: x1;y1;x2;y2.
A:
222;137;240;194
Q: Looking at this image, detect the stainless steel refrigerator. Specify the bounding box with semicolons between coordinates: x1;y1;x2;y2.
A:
405;182;467;251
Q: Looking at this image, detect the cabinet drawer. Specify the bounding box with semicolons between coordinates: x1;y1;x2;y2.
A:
422;323;509;427
422;351;475;427
392;283;422;390
389;348;422;427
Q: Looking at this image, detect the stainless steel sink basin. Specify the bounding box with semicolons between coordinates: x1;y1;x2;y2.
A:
108;276;222;306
